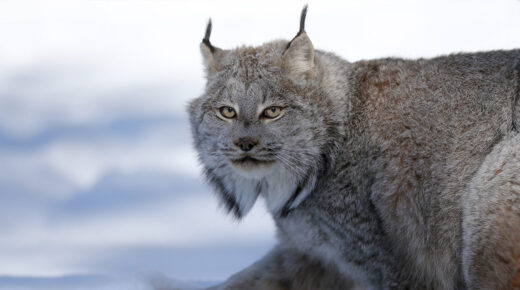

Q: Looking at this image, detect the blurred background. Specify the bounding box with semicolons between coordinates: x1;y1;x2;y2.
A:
0;0;519;289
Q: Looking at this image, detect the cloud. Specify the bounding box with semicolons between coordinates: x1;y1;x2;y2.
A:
1;193;274;250
40;138;199;191
0;114;199;194
0;191;275;278
0;63;197;140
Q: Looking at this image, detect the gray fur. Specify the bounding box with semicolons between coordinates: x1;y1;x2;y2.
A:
188;8;520;290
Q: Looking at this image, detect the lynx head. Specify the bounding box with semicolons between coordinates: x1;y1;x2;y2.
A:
189;6;340;218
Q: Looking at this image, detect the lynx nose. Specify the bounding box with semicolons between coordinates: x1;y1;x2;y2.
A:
234;137;258;152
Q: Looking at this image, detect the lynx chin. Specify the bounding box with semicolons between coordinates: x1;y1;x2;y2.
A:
188;6;520;290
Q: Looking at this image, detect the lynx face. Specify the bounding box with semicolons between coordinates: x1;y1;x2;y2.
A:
189;11;339;217
192;62;320;180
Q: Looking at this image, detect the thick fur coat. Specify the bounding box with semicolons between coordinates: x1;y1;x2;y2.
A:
188;7;520;290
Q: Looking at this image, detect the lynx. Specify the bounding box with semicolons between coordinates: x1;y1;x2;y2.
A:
188;6;520;289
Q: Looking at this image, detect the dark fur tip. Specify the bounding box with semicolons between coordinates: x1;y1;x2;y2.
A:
286;5;309;50
299;5;308;36
202;18;215;53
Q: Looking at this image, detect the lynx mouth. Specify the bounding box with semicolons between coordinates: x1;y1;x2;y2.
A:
230;156;276;178
232;156;275;167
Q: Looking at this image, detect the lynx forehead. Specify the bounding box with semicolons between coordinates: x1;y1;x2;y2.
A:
188;6;520;290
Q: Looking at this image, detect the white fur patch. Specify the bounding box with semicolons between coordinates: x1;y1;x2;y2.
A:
228;161;315;215
225;175;260;216
262;164;299;213
228;161;299;214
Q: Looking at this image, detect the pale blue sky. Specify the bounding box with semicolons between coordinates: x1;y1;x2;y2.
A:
0;0;519;288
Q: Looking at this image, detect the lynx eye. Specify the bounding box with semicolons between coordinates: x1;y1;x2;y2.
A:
219;106;236;119
262;106;282;119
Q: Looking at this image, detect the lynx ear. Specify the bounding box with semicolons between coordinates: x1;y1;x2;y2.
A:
200;19;226;75
282;6;315;79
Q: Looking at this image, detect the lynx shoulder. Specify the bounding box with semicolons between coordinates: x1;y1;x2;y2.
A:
189;6;520;289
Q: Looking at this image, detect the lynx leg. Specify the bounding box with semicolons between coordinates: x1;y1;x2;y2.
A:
462;134;520;290
206;245;358;290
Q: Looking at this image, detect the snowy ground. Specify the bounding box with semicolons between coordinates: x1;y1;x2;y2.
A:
0;0;519;289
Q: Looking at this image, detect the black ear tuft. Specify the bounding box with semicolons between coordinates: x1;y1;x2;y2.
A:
200;18;226;74
298;5;308;37
286;5;308;50
202;19;215;53
282;5;315;80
